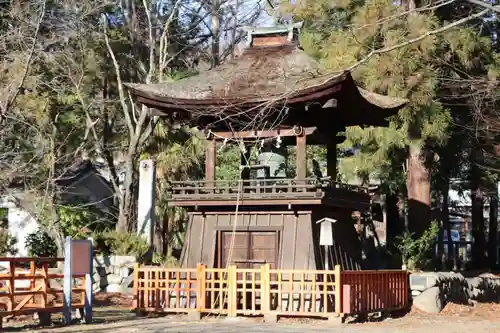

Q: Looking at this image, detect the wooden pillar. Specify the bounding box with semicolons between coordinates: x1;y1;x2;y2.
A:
296;134;307;179
327;143;337;181
205;139;216;183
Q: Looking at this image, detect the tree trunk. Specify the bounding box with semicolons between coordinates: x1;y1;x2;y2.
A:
438;180;453;269
407;142;431;238
470;155;486;268
154;216;166;255
385;193;403;248
471;186;485;268
116;158;136;232
488;185;498;269
211;0;220;68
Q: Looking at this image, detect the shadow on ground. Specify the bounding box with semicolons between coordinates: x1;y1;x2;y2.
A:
0;307;145;332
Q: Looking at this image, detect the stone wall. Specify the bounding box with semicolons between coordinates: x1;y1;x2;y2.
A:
409;272;500;313
93;255;136;293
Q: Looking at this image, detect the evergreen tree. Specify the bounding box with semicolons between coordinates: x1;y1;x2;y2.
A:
287;0;500;270
293;0;450;239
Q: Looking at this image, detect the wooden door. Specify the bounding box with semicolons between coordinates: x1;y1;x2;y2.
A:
219;231;278;269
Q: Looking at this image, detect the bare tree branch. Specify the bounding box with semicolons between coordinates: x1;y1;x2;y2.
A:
466;0;500;13
103;15;134;136
0;0;46;122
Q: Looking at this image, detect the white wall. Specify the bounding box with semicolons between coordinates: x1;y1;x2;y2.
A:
6;207;38;257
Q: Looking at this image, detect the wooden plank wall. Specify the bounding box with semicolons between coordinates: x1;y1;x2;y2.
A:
180;211;317;270
311;208;363;271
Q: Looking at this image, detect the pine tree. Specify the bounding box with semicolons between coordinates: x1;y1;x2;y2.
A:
290;0;500;268
293;0;450;238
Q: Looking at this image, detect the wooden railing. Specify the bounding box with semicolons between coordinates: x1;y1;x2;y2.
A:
0;257;86;325
266;268;339;317
166;179;370;205
133;264;409;319
341;270;409;314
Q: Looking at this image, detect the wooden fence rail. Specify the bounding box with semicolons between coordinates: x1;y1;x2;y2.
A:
0;257;87;326
133;264;409;319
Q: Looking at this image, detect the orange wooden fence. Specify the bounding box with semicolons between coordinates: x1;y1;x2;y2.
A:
0;257;87;327
341;270;409;314
133;264;409;319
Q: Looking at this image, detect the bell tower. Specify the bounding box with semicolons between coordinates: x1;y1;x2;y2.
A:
126;22;407;271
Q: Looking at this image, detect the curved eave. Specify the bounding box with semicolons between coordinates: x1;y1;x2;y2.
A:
126;71;408;128
356;86;408;115
125;71;348;110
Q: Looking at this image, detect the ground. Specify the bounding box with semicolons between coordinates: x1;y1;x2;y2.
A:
3;294;500;333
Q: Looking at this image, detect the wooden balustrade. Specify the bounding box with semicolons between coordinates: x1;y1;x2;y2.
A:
165;179;370;207
168;179;369;196
0;257;87;326
132;264;409;320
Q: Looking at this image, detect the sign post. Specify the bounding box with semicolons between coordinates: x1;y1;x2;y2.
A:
316;218;336;271
137;159;156;246
63;237;72;324
63;237;94;324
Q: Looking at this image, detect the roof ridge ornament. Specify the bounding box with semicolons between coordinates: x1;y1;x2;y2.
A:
242;22;304;47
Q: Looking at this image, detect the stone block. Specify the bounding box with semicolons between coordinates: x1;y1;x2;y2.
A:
107;274;123;285
467;277;482;290
94;255;112;268
93;271;101;282
187;311;201;321
410;273;442;291
48;267;62;275
263;314;278;323
413;286;443;313
14;279;31;289
113;256;137;267
106;283;125;293
411;290;422;296
119;266;131;278
327;314;344;325
122;274;134;288
0;262;9;272
49;279;63;290
96;266;111;277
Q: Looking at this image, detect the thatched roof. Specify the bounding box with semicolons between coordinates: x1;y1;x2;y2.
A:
127;45;406;108
127;46;338;103
126;40;407;130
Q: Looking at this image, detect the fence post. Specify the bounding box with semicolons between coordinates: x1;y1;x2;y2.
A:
196;264;205;312
260;264;270;314
132;263;139;309
334;265;342;315
227;265;237;317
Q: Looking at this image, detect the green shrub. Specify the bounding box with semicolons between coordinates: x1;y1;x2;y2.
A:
59;204;112;239
0;229;18;256
93;231;150;260
25;230;58;257
152;250;179;268
396;221;439;271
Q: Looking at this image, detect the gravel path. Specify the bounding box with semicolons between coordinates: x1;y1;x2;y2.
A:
9;313;500;333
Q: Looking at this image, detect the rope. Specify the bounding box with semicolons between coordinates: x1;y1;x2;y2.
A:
213;178;242;318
